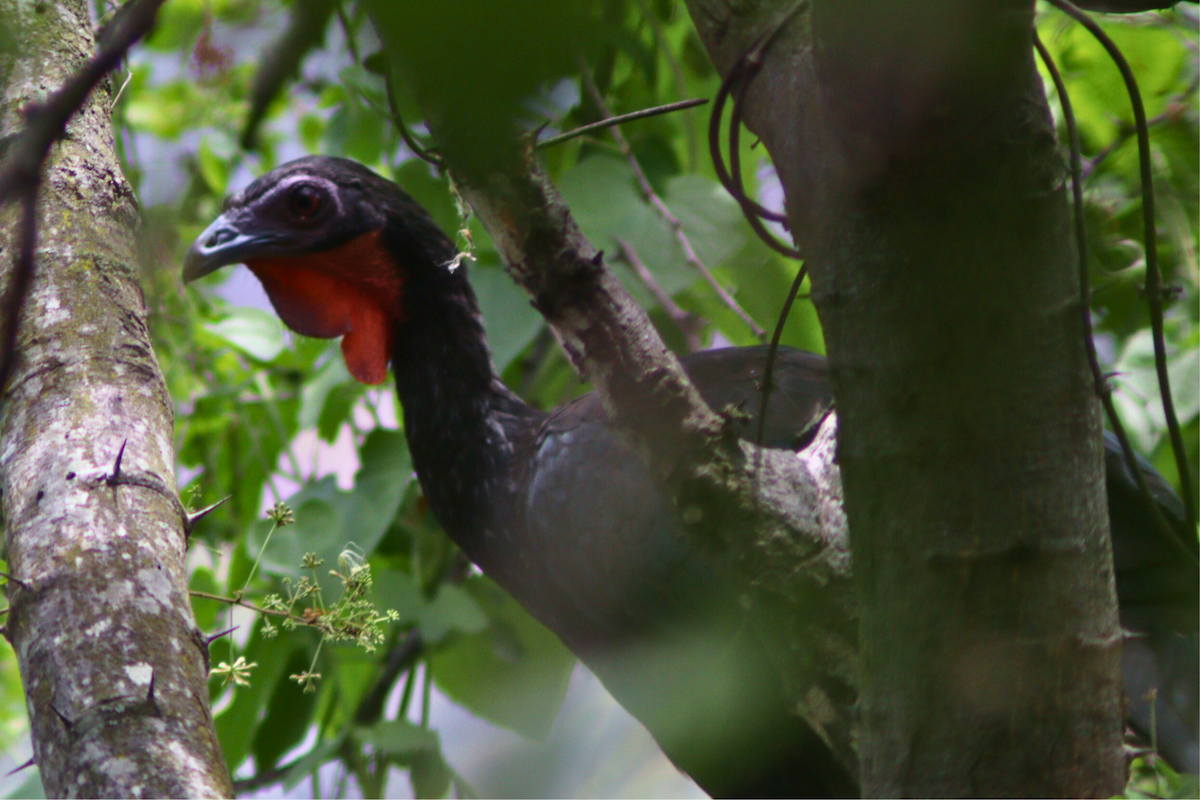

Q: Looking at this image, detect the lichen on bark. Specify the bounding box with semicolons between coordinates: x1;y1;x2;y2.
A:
0;0;232;796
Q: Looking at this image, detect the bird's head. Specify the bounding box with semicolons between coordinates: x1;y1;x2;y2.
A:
185;156;457;385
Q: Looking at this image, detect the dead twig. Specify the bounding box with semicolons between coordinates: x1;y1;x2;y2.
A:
536;98;709;150
384;68;442;168
580;63;766;341
615;237;704;353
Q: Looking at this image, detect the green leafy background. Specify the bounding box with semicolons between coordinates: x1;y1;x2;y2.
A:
0;1;1195;797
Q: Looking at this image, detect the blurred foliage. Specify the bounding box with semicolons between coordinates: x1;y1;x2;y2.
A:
0;0;1195;797
1037;4;1199;489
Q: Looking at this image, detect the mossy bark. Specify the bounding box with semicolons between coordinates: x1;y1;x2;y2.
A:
685;0;1124;795
0;1;232;796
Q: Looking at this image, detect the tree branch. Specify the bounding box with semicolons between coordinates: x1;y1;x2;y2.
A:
0;0;232;795
0;0;168;395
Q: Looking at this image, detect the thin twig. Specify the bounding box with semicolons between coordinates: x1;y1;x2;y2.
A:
384;68;442;168
233;759;300;794
1049;0;1197;530
188;590;308;624
756;264;808;446
240;0;337;149
707;1;808;226
535;98;709;150
335;3;361;65
615;237;704;353
729;72;802;258
108;69;133;111
580;64;766;340
1035;34;1195;562
709;63;785;224
0;571;27;590
709;2;808;446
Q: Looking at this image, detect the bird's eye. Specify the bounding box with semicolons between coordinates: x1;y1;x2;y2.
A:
289;185;323;218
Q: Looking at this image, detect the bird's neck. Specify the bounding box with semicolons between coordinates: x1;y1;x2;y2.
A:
389;263;541;563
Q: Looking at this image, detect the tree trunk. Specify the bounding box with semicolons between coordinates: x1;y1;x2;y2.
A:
686;0;1125;795
0;1;233;796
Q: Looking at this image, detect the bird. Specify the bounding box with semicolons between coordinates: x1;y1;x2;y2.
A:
184;155;1197;794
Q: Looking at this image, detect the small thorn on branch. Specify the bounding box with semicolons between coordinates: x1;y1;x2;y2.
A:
0;571;29;591
50;703;72;729
204;625;239;647
185;495;231;534
105;438;127;487
4;757;34;777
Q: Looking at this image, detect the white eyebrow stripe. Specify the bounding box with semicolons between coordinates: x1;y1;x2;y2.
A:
254;174;344;217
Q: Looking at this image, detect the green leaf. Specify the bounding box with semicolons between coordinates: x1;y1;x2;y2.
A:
416;583;489;643
471;258;544;373
342;429;413;554
430;577;575;739
317;381;363;443
371;570;488;643
197;139;230;195
666;174;745;271
411;749;453;799
325;93;387;166
257;490;341;582
252;646;320;769
297;356;355;434
370;568;428;624
204;308;286;362
258;430;411;593
392;159;459;236
357;719;439;756
189;567;221;632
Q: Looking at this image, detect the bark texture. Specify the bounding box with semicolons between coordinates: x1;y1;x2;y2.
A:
686;0;1124;795
0;1;232;797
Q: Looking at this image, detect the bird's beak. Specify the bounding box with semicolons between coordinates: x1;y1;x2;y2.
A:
183;213;278;283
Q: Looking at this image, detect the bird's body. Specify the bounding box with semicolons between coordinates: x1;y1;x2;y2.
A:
186;155;1198;793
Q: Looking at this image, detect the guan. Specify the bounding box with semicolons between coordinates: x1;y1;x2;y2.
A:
185;156;1198;795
